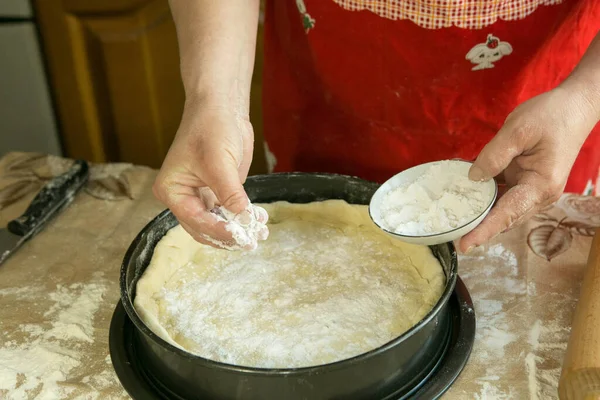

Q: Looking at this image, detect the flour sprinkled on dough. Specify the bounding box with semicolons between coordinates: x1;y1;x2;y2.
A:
135;201;445;368
209;203;269;250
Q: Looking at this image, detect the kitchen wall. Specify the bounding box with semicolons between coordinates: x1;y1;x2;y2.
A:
0;0;62;158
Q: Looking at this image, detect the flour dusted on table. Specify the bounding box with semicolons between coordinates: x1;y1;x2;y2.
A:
380;161;494;236
135;200;445;368
0;280;126;399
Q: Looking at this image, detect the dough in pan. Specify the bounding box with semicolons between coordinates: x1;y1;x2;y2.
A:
134;200;445;368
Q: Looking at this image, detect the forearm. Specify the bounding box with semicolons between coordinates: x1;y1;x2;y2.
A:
559;32;600;126
168;0;260;113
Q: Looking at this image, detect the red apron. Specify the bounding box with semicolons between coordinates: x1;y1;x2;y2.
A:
262;0;600;195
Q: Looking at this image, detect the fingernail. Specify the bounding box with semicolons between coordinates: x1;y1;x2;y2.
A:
235;210;253;226
465;246;475;254
469;165;487;182
245;240;258;251
253;205;269;224
257;226;269;241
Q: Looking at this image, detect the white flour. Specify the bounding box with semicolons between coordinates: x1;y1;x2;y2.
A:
525;319;568;400
380;161;493;235
474;381;516;400
458;243;570;400
208;203;269;250
460;245;521;363
0;281;124;399
459;244;521;399
138;202;445;369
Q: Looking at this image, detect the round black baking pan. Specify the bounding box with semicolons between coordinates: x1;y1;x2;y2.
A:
119;173;461;400
109;276;475;400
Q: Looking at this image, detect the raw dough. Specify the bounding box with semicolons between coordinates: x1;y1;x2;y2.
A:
134;200;445;368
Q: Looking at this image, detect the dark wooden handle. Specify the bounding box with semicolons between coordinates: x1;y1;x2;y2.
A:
7;160;89;237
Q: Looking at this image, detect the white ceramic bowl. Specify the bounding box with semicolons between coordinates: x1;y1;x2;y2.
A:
368;160;498;246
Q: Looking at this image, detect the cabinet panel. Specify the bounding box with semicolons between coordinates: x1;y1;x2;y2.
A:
81;3;183;165
36;0;266;173
37;0;183;167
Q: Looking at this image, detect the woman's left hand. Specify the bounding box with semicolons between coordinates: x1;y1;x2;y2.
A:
459;83;599;253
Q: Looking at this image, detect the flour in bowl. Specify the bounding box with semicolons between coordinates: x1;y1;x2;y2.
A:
134;200;445;368
380;161;494;236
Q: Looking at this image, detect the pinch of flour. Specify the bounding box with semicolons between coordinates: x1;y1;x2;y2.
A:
208;203;269;250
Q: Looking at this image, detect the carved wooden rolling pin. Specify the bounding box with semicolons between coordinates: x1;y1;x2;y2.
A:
559;229;600;400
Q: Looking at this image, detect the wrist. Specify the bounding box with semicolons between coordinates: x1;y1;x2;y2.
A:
559;74;600;126
184;89;230;111
183;75;251;116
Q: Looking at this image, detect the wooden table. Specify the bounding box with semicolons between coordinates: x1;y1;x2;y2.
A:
0;152;597;399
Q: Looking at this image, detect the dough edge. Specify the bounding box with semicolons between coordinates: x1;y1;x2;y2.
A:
133;200;446;357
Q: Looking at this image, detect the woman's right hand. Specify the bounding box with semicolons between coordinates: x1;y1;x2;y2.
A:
161;0;262;247
152;98;264;249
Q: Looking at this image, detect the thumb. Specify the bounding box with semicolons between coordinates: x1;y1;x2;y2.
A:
469;124;523;182
202;155;249;214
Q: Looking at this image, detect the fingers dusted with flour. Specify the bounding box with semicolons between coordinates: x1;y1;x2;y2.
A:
460;84;600;251
152;0;267;249
152;170;234;247
459;183;546;253
461;33;600;251
152;107;268;250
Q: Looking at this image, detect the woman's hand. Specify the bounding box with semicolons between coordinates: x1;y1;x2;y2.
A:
155;0;261;248
153;99;257;247
460;83;600;253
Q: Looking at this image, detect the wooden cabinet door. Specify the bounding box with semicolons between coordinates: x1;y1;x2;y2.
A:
35;0;267;174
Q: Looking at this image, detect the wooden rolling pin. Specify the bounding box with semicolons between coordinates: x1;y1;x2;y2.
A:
559;229;600;400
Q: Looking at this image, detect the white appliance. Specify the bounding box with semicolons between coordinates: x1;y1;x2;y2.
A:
0;0;62;157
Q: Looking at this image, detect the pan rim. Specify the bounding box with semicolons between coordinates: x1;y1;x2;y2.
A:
119;172;458;375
